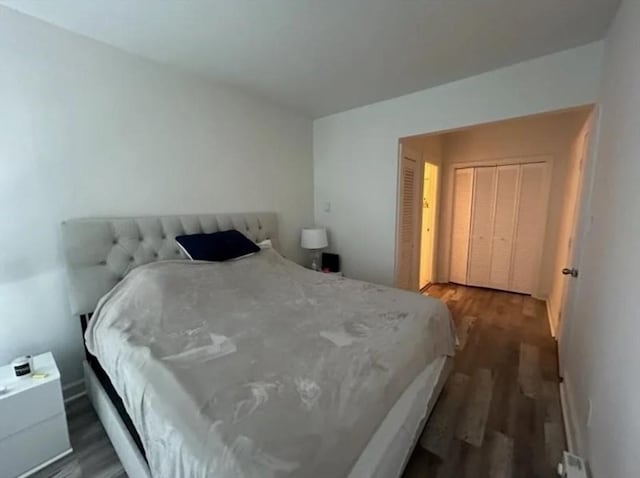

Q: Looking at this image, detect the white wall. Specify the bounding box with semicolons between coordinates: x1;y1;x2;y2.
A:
438;110;590;298
562;1;640;476
314;42;603;287
0;7;313;389
400;134;444;166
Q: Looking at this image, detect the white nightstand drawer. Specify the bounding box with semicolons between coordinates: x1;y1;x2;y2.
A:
0;413;71;478
0;379;64;440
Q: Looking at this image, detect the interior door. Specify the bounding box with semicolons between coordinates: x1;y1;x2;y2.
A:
449;168;474;284
467;166;497;287
550;127;590;336
488;164;520;290
395;146;423;290
510;162;548;294
558;118;594;375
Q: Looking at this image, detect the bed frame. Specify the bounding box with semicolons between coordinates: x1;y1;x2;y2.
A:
61;212;450;478
62;213;280;478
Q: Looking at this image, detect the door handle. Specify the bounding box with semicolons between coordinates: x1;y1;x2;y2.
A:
562;268;579;278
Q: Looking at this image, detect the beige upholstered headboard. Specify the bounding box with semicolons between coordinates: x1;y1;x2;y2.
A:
61;212;279;315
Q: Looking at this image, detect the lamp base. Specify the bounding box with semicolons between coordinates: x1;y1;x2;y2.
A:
309;250;321;271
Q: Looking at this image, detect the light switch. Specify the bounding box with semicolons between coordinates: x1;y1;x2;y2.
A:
323;201;331;213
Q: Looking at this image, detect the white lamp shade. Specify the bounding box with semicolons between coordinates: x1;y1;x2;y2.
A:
301;228;328;249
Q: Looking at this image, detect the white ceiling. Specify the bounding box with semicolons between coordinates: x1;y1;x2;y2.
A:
2;0;619;118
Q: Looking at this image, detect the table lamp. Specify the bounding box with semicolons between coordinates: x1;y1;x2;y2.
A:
301;228;328;270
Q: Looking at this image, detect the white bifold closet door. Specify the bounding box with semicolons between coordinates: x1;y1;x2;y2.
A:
467;167;497;287
450;162;547;294
488;165;520;290
510;163;547;293
450;168;474;284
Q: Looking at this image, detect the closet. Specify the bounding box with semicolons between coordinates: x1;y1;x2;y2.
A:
450;162;547;294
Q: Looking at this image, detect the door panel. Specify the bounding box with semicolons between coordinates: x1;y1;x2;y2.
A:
467;167;497;287
395;148;422;290
558;116;594;375
510;163;547;294
489;165;520;290
449;168;473;284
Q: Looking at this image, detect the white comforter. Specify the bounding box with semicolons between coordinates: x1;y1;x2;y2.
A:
86;249;455;478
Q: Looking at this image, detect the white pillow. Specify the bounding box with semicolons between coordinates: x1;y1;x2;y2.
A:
256;239;273;249
229;239;272;261
222;239;273;262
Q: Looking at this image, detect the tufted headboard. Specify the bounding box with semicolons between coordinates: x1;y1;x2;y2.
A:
61;212;279;315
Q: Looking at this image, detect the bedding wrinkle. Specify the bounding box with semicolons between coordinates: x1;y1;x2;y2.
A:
233;381;280;423
162;333;237;364
319;330;353;347
294;378;322;411
85;249;456;477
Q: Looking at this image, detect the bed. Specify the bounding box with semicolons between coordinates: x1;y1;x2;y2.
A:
61;212;455;478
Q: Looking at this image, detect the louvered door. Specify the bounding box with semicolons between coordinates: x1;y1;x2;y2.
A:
396;151;422;290
450;168;474;284
510;163;547;293
488;165;520;290
467;167;497;287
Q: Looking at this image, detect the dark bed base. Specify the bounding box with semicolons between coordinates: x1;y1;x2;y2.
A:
80;314;147;460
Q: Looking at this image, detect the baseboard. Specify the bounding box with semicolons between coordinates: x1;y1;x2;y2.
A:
559;374;582;455
62;378;87;403
419;282;432;294
545;299;557;338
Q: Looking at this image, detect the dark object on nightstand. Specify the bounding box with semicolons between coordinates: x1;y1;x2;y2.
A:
322;252;340;272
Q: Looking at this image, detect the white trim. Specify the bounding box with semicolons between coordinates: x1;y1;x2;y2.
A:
545;299;557;338
62;378;86;403
559;373;581;455
83;361;151;478
64;390;87;404
17;448;73;478
447;153;553;171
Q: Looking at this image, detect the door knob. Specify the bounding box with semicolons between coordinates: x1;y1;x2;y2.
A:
562;268;579;278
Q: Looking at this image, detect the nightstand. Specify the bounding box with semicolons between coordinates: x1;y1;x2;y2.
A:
0;352;72;478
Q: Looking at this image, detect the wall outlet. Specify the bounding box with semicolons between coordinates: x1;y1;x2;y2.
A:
587;399;593;428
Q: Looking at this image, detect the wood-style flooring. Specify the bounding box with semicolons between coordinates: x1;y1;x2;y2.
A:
403;283;565;478
37;283;564;478
32;397;125;478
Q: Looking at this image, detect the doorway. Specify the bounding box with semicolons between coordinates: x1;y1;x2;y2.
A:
419;162;438;289
395;106;593;299
394;140;441;291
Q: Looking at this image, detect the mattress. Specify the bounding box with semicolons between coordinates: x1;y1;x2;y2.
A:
87;351;449;478
86;249;456;477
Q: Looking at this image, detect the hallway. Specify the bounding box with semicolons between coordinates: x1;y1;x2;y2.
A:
404;283;565;478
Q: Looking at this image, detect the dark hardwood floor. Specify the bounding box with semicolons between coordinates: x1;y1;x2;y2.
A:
33;397;125;478
403;283;565;478
38;283;564;478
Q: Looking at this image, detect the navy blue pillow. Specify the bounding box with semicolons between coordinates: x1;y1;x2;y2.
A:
175;230;260;262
